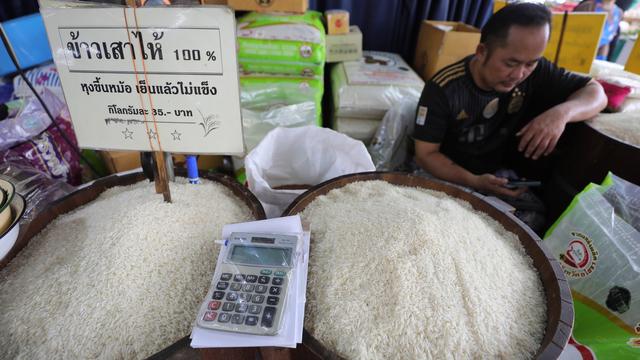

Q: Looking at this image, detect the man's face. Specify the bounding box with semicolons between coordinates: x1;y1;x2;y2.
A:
476;24;549;93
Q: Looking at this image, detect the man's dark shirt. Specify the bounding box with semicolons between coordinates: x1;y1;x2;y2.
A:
413;56;591;174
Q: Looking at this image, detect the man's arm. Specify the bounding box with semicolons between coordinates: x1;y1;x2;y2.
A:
415;139;527;198
517;79;607;160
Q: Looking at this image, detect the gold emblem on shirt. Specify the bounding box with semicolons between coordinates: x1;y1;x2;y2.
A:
508;87;525;114
456;110;469;121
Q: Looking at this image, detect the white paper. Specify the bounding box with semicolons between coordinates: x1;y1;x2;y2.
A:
190;216;308;348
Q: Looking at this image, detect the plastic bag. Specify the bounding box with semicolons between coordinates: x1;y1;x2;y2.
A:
545;173;640;359
0;89;65;151
368;100;418;170
245;126;375;218
0;161;74;225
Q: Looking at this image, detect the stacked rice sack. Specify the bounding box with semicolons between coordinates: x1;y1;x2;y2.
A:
235;11;326;182
331;51;424;143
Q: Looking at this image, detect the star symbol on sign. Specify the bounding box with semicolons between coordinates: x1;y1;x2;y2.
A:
171;130;182;141
147;129;157;139
122;128;133;140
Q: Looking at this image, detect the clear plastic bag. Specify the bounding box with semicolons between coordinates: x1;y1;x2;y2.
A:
0;161;74;225
545;173;640;358
368;100;418;171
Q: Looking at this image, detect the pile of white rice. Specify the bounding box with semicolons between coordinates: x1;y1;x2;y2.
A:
587;113;640;147
0;178;253;359
301;180;547;359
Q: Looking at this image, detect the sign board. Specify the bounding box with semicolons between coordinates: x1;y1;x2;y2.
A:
624;39;640;75
543;12;606;74
40;6;244;155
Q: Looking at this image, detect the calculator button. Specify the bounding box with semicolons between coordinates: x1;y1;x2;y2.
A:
216;281;229;290
212;291;225;300
233;274;246;282
239;293;252;302
269;286;281;296
222;302;235;312
203;311;217;321
258;276;270;284
220;273;232;281
246;275;258;283
261;306;276;328
272;277;284;286
231;314;245;324
274;271;286;277
245;316;259;326
252;295;265;304
267;296;279;305
218;313;231;323
230;283;242;291
208;301;221;310
226;292;239;302
255;285;267;294
249;305;262;315
242;284;255;292
260;269;272;275
235;303;248;313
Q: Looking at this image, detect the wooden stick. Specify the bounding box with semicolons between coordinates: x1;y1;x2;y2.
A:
154;151;172;202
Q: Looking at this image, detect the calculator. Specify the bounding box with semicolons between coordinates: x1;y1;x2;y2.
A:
196;232;298;336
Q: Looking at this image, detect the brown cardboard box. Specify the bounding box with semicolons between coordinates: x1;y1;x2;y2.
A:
325;10;349;35
100;151;141;174
326;25;362;62
413;21;480;81
227;0;308;13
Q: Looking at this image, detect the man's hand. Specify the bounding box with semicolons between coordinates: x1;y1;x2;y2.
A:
516;105;569;160
471;174;528;198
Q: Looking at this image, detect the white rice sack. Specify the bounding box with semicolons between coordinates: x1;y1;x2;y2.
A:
587;112;640;147
333;116;381;143
332;51;424;119
0;178;254;359
301;180;547;360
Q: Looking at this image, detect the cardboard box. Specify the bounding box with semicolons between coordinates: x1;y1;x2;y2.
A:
326;25;362;63
100;151;141;174
326;10;349;35
413;21;480;81
227;0;308;13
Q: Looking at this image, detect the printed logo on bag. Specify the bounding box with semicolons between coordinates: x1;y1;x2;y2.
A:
416;106;428;126
256;0;273;7
300;45;312;58
559;231;599;278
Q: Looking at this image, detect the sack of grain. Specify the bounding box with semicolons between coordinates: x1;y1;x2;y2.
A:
245;126;375;218
545;173;640;359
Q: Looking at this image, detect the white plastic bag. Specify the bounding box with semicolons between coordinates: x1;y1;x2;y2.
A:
245;126;375;218
368;100;418;171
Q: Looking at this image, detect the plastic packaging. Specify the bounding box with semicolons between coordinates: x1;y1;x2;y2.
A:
0;161;74;225
545;173;640;359
331;51;424;119
245;126;375;218
237;11;325;78
196;231;300;336
368;100;418;170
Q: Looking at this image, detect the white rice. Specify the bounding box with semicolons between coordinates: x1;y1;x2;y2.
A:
0;178;254;359
301;180;547;360
587;113;640;147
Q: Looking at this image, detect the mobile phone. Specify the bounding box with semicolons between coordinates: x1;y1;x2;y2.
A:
505;180;542;189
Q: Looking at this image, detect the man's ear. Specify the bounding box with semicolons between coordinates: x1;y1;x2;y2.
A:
476;42;488;63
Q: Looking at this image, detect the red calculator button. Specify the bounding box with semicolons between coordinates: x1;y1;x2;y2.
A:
208;300;221;310
203;311;217;321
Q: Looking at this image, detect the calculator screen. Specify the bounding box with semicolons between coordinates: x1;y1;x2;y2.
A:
230;245;292;267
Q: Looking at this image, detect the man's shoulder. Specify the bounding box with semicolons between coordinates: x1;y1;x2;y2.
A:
428;57;469;91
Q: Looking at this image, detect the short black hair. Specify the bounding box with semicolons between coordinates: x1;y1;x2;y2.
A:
481;3;552;49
